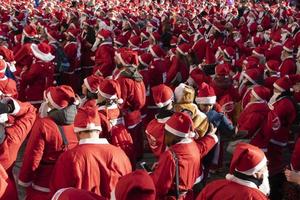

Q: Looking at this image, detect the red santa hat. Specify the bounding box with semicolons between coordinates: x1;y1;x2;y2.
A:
150;31;160;42
83;75;103;93
97;29;111;40
176;43;191;56
283;38;293;53
114;170;156;200
242;68;262;85
45;27;60;41
273;76;292;92
66;28;80;38
46;85;77;110
98;79;123;104
149;45;166;58
196;82;216;105
151;84;174;108
129;35;141;48
229;143;267;175
215;63;230;77
265;60;280;72
115;35;127;47
23;24;37;38
165;112;195;138
74;105;102;133
251;85;271;101
30;42;55;62
116;48;138;67
271;30;282;44
178;33;190;43
138;53;153;67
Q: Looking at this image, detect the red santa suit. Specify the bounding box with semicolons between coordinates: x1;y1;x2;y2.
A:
167;55;189;85
93;41;115;77
18;86;79;200
151;113;218;200
267;78;297;175
80;35;95;78
62;41;81;93
197;143;268;200
117;68;146;159
265;44;283;63
0;99;36;200
20;43;55;106
51;188;105;200
0;164;7;199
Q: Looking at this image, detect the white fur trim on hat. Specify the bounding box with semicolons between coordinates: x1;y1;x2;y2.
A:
243;72;257;85
116;52;129;67
74;123;102;133
195;96;216;105
83;78;97;93
251;89;263;101
46;92;64;110
45;28;56;42
283;46;293;53
236;156;267;176
273;83;285;92
138;55;148;67
98;89;117;100
176;46;188;56
252;50;264;57
165;124;190;138
149;46;159;58
155;97;173;108
31;44;55;62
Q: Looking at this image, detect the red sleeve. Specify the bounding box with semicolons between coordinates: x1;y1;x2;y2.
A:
0;164;7;198
150;150;175;197
166;57;179;84
237;112;262;136
0;101;36;170
18;119;46;186
291;138;300;170
95;46;113;69
20;63;41;83
196;134;218;158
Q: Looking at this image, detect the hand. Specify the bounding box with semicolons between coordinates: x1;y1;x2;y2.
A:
285;169;300;185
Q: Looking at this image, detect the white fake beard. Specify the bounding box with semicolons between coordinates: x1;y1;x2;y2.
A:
258;170;270;196
38;102;51;118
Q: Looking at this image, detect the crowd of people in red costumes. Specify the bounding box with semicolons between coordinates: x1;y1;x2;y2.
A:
0;0;299;199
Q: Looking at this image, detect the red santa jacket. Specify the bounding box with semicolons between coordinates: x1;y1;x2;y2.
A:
64;41;81;72
196;177;267;200
148;58;169;87
167;56;189;85
193;38;207;63
279;56;297;77
14;43;34;68
0;99;36;170
151;134;218;200
237;101;275;151
50;138;132;199
18;116;78;194
20;59;55;104
93;42;115;77
145;115;168;158
51;188;105;200
264;75;279;90
117;69;146;128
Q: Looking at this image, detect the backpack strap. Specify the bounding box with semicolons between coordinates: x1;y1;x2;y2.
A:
56;125;69;151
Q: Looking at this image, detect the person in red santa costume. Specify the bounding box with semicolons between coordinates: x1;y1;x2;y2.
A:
0;97;36;200
151;112;218;200
92;29;115;78
50;104;132;199
279;38;297;77
79;74;102;108
62;27;82;93
18;85;79;200
115;49;146;160
263;60;280;90
236;85;279;152
112;169;156;200
197;143;270;200
267;76;297;200
146;84;174;158
97;79;134;166
0;164;8;199
19;42;55;107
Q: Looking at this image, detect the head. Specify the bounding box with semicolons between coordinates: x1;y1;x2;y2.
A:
198;104;214;113
76;129;100;141
164;129;182;147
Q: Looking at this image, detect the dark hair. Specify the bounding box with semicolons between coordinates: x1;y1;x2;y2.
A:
86;91;98;100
